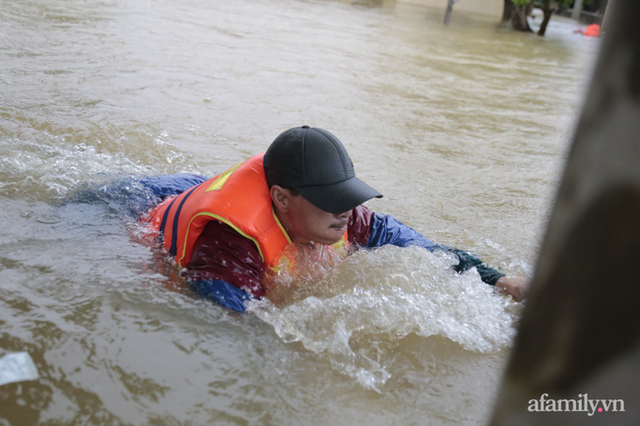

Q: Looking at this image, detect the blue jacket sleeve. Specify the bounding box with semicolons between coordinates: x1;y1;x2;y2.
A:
191;279;254;312
366;212;437;251
65;173;208;218
365;212;504;285
138;173;208;199
431;245;505;285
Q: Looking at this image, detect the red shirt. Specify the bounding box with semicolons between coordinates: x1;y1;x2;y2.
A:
181;205;375;298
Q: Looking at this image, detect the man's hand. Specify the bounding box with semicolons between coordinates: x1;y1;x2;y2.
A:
495;276;529;302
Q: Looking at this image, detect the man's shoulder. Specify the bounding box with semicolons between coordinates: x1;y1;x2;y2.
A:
348;205;376;247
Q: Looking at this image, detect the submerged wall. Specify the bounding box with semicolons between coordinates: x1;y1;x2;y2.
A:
397;0;504;21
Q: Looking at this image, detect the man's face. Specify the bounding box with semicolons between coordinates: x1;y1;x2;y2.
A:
284;193;351;245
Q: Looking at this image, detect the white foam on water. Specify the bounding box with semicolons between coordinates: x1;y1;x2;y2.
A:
0;129;196;202
249;245;522;390
0;352;39;386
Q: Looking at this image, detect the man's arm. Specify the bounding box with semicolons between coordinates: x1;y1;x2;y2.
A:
349;206;527;300
434;244;528;301
494;276;528;302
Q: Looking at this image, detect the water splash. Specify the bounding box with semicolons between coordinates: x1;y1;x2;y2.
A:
0;126;197;203
249;245;521;391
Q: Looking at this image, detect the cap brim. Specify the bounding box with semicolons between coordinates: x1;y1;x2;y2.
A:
296;176;383;214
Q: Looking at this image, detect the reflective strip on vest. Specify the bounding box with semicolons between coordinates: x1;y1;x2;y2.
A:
143;154;292;269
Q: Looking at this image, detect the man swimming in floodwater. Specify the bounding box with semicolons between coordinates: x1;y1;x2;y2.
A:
139;126;528;311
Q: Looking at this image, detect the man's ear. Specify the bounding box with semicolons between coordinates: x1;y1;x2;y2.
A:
270;185;289;212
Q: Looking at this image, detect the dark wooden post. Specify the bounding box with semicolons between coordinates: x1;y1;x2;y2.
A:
444;0;458;25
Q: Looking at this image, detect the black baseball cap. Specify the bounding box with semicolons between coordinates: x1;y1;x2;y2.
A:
264;126;383;214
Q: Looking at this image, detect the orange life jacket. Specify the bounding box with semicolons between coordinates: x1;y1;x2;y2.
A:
584;24;600;37
142;153;349;272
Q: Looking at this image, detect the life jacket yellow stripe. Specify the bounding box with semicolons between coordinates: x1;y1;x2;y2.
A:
205;162;243;192
271;208;293;245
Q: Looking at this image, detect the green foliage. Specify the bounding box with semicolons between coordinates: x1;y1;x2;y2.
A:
512;0;532;6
